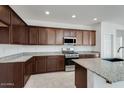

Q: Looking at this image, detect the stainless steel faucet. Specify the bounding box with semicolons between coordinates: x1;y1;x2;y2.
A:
117;47;124;53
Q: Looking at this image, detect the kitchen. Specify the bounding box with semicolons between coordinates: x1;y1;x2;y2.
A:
0;5;124;88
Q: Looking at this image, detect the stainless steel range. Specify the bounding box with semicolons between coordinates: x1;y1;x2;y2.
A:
62;48;79;71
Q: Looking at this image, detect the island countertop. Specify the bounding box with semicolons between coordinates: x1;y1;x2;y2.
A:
73;58;124;83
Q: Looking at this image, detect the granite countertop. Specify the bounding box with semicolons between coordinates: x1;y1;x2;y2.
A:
23;52;64;56
73;58;124;83
0;52;64;63
0;51;100;63
77;51;100;54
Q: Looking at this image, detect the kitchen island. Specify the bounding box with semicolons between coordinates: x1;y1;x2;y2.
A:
73;58;124;88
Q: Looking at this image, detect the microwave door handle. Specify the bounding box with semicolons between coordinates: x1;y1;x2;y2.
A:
73;39;75;45
73;39;74;45
74;39;76;45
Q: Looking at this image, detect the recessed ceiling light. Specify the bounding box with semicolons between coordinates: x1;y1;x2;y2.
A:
45;11;50;15
72;14;76;18
93;18;97;21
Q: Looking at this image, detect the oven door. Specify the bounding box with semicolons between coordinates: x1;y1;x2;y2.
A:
65;58;75;65
65;58;78;71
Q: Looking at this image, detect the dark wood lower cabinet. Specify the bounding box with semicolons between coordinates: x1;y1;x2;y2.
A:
31;57;36;74
75;53;100;88
0;54;99;88
33;56;64;74
47;56;64;72
14;63;24;88
24;58;33;85
0;58;33;88
35;56;47;73
75;63;87;88
47;56;58;72
56;56;65;71
0;62;24;88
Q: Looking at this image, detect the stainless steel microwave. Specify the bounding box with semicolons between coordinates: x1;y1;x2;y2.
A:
64;37;76;45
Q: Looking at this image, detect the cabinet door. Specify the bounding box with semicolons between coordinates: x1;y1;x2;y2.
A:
76;31;82;45
38;28;47;45
24;58;32;84
11;12;22;25
75;63;87;88
64;30;76;37
47;28;56;45
47;56;57;72
64;30;71;37
89;31;96;46
35;56;47;73
0;27;9;44
13;63;24;88
56;29;64;45
56;56;65;71
82;31;90;45
0;63;15;88
11;12;28;44
70;30;76;37
0;6;10;24
31;57;36;74
11;26;28;44
29;27;39;45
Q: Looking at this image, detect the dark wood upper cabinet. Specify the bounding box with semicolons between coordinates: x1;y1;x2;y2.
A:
64;29;76;37
82;31;96;46
47;28;56;45
70;30;76;37
11;12;22;26
89;31;96;46
76;31;83;45
56;29;64;45
0;6;96;46
29;27;39;45
64;30;70;37
0;27;9;44
0;6;10;25
11;26;29;44
11;12;28;44
82;31;90;45
38;27;47;45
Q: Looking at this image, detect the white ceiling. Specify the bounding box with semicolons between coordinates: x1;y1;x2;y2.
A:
10;5;124;26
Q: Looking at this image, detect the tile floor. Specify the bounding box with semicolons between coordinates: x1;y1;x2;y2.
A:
24;71;75;88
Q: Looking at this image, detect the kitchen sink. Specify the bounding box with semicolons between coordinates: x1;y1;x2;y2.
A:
103;58;124;62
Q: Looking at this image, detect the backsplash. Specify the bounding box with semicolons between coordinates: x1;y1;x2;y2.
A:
0;44;95;58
